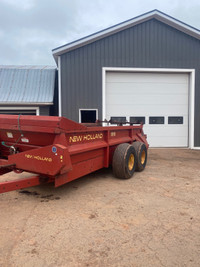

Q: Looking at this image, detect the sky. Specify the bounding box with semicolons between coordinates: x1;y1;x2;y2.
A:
0;0;200;66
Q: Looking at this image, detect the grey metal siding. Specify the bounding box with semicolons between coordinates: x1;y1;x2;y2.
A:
39;106;50;116
60;19;200;146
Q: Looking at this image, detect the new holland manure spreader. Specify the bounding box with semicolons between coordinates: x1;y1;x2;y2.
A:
0;115;148;194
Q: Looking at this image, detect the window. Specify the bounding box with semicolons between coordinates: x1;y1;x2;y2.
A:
110;117;126;124
130;117;145;124
0;107;39;115
79;109;97;123
149;117;165;124
168;116;183;124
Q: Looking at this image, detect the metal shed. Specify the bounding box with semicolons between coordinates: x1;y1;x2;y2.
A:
0;65;57;116
52;10;200;148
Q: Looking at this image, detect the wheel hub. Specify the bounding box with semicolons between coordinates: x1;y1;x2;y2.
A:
141;150;146;164
128;154;134;170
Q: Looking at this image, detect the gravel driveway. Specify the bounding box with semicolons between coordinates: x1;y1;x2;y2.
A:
0;148;200;267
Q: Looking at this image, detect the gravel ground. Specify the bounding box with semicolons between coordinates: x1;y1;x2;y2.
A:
0;148;200;267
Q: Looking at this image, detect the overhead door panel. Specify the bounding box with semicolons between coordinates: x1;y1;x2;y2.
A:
105;72;189;147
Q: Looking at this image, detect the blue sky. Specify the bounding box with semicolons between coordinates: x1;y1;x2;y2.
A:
0;0;200;66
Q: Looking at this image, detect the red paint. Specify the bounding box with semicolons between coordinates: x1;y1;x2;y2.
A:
0;115;148;194
0;175;53;194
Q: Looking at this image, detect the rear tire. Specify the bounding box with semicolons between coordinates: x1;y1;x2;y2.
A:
132;141;147;171
112;143;136;179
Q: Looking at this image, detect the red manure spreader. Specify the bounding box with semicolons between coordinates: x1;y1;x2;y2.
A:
0;115;148;194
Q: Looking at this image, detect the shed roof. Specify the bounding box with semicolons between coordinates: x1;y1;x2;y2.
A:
52;9;200;63
0;65;56;105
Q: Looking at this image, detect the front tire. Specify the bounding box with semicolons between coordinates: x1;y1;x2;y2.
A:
112;143;136;179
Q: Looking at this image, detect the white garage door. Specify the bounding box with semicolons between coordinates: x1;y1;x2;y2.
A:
105;72;189;147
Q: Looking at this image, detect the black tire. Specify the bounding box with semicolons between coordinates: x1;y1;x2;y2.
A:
112;143;136;179
132;141;147;171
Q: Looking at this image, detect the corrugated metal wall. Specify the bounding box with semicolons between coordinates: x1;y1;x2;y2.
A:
60;18;200;146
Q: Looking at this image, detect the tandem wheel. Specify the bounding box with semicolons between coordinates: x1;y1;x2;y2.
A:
112;143;137;179
132;141;147;171
112;142;147;179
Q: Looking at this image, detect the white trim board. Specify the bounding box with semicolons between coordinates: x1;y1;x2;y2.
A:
58;56;62;117
102;67;197;149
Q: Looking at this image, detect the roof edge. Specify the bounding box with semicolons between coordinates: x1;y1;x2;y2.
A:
52;9;200;62
0;65;57;70
0;102;54;106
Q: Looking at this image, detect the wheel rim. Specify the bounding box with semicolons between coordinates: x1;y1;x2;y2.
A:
141;150;146;165
128;154;134;171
